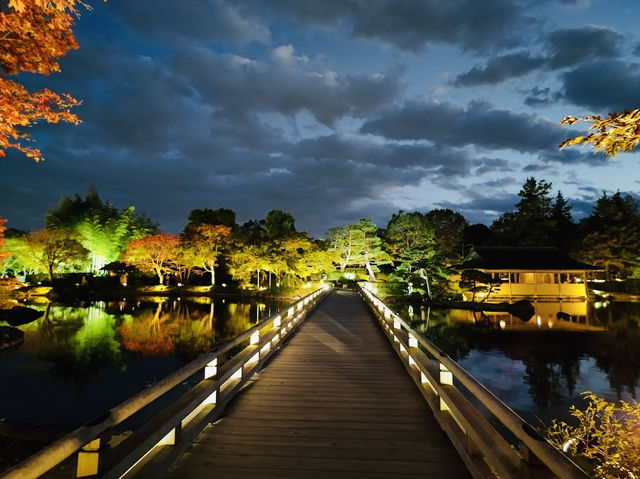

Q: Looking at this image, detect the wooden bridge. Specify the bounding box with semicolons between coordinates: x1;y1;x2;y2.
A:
3;285;589;479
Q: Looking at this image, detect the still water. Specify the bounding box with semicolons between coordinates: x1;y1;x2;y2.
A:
399;300;640;428
0;297;286;428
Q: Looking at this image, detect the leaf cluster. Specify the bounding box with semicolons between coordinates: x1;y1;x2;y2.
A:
560;110;640;157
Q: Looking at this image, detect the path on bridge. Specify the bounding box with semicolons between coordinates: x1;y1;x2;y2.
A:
167;290;470;478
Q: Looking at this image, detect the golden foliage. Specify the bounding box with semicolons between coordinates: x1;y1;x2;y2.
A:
560;110;640;157
547;392;640;478
0;0;92;161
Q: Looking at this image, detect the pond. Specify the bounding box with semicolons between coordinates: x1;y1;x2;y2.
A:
397;300;640;429
0;297;286;431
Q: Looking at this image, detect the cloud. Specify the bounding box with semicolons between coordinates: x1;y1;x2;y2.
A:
547;25;623;68
451;25;624;87
562;60;640;111
452;52;545;87
240;0;528;52
361;100;564;153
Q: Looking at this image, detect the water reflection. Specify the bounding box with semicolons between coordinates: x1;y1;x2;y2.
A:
402;301;640;424
0;297;285;427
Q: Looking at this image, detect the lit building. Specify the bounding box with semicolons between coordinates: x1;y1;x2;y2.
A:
458;247;601;302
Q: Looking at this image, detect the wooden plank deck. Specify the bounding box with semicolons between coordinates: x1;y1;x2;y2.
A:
166;290;470;478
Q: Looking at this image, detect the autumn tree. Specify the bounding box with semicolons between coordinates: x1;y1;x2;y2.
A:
21;228;88;280
560;110;640;157
123;233;181;285
0;0;90;162
181;224;232;286
0;216;9;263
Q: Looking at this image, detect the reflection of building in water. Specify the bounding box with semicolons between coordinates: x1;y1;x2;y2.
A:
458;247;601;302
451;300;606;332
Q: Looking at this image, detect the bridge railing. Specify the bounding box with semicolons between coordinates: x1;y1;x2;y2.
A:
3;285;331;479
357;283;590;479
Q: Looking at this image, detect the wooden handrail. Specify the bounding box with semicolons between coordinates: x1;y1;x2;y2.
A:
357;283;590;479
2;285;331;479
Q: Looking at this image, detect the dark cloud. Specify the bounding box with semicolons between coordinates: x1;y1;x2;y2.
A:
451;25;624;87
547;26;623;68
240;0;527;52
452;52;545;87
522;87;559;107
562;60;640;111
361;100;564;153
436;193;520;224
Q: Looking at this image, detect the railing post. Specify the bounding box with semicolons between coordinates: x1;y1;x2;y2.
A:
204;358;217;379
439;362;453;411
76;429;111;478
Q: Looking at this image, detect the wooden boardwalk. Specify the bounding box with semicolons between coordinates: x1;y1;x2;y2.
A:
167;290;470;478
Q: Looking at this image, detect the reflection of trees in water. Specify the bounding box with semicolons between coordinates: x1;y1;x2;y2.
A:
19;303;124;381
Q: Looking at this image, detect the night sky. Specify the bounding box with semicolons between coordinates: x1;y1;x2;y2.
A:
2;0;640;236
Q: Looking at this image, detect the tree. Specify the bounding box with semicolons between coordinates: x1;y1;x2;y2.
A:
551;191;578;252
578;192;640;280
1;0;89;162
384;211;433;257
227;242;271;288
0;217;9;263
425;208;468;260
492;177;555;246
458;269;502;302
123;233;181;285
181;224;232;285
263;210;296;239
21;229;88;280
560;110;640;157
328;219;390;282
187;208;236;228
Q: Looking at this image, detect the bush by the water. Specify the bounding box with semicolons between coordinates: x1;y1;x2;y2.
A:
546;392;640;478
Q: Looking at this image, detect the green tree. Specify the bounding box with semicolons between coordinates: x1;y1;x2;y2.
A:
21;229;88;281
425;208;468;261
384;211;434;257
492;177;555;246
551;191;578;252
328;219;390;282
578;192;640;280
187;208;236;228
263;210;296;240
458;269;502;302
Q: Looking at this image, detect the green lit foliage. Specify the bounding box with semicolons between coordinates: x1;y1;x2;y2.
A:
20;229;88;280
579;192;640;280
0;217;8;263
227;242;271;288
328;218;390;282
384;211;434;257
458;269;502;302
560;110;640;157
46;187;157;273
547;392;640;478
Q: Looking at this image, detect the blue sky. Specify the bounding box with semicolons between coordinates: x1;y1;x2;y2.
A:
2;0;640;236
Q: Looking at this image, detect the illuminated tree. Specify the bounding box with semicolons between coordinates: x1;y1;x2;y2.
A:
227;242;271;287
47;188;157;272
0;217;9;263
328;219;390;282
21;229;88;280
0;0;90;162
458;269;502;302
560;110;640;157
181;224;232;285
384;211;434;257
123;233;181;285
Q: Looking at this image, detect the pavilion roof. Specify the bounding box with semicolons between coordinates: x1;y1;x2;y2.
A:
457;247;601;271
